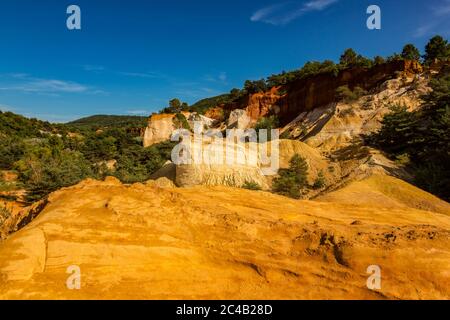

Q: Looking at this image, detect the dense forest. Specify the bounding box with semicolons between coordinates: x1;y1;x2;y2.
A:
0;112;174;202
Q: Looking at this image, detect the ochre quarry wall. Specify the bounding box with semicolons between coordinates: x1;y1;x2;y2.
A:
219;60;423;126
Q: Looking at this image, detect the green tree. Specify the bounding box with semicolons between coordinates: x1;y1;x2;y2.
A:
273;154;309;199
368;69;450;200
244;79;268;94
371;105;419;155
340;48;358;67
401;44;421;61
424;35;450;64
313;171;326;190
181;102;190;111
15;140;94;202
374;56;386;65
169;98;182;113
230;88;241;100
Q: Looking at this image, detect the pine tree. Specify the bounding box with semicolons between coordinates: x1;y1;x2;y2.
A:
273;154;309;199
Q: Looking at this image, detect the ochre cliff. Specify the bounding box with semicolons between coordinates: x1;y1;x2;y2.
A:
280;60;422;124
143;113;179;147
216;60;423;126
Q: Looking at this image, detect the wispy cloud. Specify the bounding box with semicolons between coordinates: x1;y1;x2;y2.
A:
126;109;151;116
433;0;450;16
415;0;450;37
203;72;228;84
251;0;339;26
0;74;106;96
0;78;87;93
175;87;220;99
82;65;169;80
118;71;162;79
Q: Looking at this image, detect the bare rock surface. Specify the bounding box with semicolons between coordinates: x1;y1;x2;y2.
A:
0;178;449;300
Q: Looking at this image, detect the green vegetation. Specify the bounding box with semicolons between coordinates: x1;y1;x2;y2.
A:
368;68;450;200
242;181;262;191
254;116;280;141
313;171;326;190
67;115;148;130
401;44;421;61
0;110;61;138
0;205;11;226
339;48;373;68
244;79;269;94
0;111;174;202
185;94;235;115
423;35;450;65
336;85;367;103
173;113;191;130
273;154;309;199
14;136;94;202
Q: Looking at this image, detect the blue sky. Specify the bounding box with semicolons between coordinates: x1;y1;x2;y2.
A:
0;0;449;122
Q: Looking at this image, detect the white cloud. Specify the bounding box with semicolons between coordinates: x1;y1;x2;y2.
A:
204;72;228;84
250;0;339;26
0;74;89;94
127;110;150;116
0;74;108;96
118;71;161;78
433;0;450;16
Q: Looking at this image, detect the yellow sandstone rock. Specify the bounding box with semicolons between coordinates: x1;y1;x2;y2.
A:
0;177;449;300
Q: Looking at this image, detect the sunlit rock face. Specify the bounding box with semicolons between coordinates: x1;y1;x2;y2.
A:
174;138;270;189
0;176;449;299
143;114;178;148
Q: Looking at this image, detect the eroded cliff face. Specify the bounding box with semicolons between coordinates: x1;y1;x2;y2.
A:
280;60;422;124
143;113;216;147
216;60;423;126
282;75;431;152
143;114;178;147
171;139;337;190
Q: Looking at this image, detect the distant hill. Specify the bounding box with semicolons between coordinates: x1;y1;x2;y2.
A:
189;94;232;114
67;115;148;129
0;111;61;138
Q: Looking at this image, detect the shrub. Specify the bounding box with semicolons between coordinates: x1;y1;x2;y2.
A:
173;113;191;130
336;85;367;103
312;171;326;190
273;154;309;199
0;205;12;226
279;130;291;140
242;181;262;191
254;116;279;141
